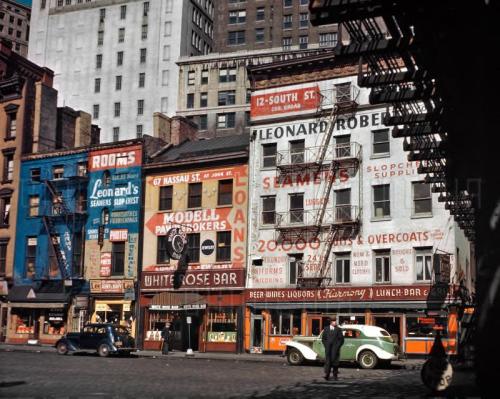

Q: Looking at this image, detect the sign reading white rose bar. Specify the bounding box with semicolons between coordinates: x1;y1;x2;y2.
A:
141;269;245;291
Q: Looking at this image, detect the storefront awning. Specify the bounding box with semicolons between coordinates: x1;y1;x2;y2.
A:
6;285;70;304
246;301;430;310
149;292;206;311
7;302;66;309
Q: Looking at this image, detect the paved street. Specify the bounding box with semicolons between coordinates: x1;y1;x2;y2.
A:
0;351;479;398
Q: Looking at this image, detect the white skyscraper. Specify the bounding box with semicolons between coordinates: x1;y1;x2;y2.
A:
28;0;214;142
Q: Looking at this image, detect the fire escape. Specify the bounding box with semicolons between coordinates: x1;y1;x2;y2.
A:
274;84;362;288
42;169;87;281
308;1;476;242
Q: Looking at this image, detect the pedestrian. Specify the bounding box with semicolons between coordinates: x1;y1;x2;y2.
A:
322;317;344;381
161;322;171;355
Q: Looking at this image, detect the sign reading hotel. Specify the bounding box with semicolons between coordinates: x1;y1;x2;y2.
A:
251;84;321;120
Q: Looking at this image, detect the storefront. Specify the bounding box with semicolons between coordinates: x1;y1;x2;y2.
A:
244;285;458;355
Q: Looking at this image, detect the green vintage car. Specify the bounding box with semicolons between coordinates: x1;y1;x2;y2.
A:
284;324;399;369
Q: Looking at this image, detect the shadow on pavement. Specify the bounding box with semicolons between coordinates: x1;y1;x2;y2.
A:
0;381;26;388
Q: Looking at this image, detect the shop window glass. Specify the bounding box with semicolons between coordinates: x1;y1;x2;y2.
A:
269;310;302;335
338;315;366;326
207;308;237;343
13;308;35;334
406;316;448;338
42;309;66;336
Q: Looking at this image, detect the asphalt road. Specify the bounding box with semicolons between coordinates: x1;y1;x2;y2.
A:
0;351;474;398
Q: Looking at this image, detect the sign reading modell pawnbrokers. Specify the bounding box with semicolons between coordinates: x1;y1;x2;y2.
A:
141;270;245;291
251;84;320;121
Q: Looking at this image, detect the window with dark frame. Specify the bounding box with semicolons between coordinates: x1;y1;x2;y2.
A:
216;113;235;128
28;195;39;217
94;78;101;93
416;251;433;281
187;233;200;263
31;168;41;182
200;92;208;107
72;231;83;277
188;70;196;85
199;115;208;130
216;231;231;262
3;152;14;182
262;195;276;225
188;182;202;208
228;10;246;24
228;30;245;45
218;90;236;106
117;51;124;66
335;254;351;283
0;196;10;225
118;27;125;42
262;143;277;168
0;240;7;275
25;237;37;278
283;14;292;29
219;68;236;83
218;179;233;206
413;182;432;215
139;72;146;88
111;242;125;276
159;186;173;210
120;5;126;19
201;69;209;84
256;7;265;21
288;254;303;285
96;54;102;69
373;184;390;218
290;140;305;164
372;129;390;155
114;102;121;117
375;251;391;283
289;193;304;224
157;236;170;264
186;93;194;108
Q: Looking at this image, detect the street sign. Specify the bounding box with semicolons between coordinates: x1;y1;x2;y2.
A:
186;316;192;324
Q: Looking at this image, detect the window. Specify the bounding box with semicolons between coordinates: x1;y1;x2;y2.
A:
300;0;309;5
282;37;292;50
115;76;122;91
262;143;277;168
90;104;99;120
118;27;125;42
373;129;390;155
99;8;106;21
187;71;196;85
139;72;145;88
217;113;235;128
141;24;148;40
94;78;101;93
31;168;41;182
188;182;202;208
228;10;246;24
120;5;126;19
159;186;173;211
373;184;390;218
29;195;39;217
284;0;293;7
187;93;194;108
270;310;301;335
137;99;144;115
283;15;292;29
200;92;208;107
199;115;208;130
218;179;233;206
111;242;125;276
0;241;7;275
201;69;209;84
216;231;231;262
140;48;147;63
143;1;150;16
114;102;121;117
2;152;14;182
0;196;10;225
157;236;170;264
262;196;276;225
218;90;236;106
406;315;448;338
255;28;265;42
246;90;252;104
6;111;17;138
289;193;304;224
228;30;245;45
113;127;120;141
256;7;265;21
117;51;123;66
319;32;338;47
187;233;200;263
77;162;87;177
335;189;351;221
26;237;37;278
375;252;391;283
299;36;308;49
96;54;102;69
290;140;305;164
162;70;169;86
413;182;432;215
136;125;143;138
288;254;303;285
219;68;236;83
72;231;83;276
335;135;351;158
416;251;433;282
97;30;104;46
335;254;350;283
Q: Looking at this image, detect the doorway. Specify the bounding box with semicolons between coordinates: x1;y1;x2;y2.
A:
250;315;263;352
171;311;201;351
373;315;402;347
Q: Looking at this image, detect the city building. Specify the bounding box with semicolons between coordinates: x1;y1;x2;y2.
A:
0;0;30;57
139;134;249;353
28;0;214;143
177;47;334;139
213;0;339;53
244;53;474;355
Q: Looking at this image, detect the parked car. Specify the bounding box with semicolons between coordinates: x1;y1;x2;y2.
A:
284;324;399;369
55;323;136;357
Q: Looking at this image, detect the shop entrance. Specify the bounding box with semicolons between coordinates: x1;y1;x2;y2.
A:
373;315;402;347
307;315;335;336
250;315;263;352
171;311;201;352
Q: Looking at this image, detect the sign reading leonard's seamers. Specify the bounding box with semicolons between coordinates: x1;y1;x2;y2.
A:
166;227;187;260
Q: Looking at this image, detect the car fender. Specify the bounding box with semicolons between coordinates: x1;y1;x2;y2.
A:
55;338;79;352
286;341;318;361
355;344;396;360
97;338;117;352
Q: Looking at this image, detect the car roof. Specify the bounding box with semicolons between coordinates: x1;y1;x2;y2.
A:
341;324;389;336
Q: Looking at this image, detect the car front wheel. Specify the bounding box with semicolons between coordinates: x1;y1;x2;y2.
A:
358;350;378;369
56;342;68;355
287;348;304;366
98;344;110;357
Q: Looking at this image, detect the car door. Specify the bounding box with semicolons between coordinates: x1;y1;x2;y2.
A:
94;326;108;348
340;328;359;361
313;331;325;360
80;326;96;349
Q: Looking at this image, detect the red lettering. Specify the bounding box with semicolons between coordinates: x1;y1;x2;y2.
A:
262;177;270;190
233;247;244;262
234;191;246;205
233;209;245;223
234;227;245;243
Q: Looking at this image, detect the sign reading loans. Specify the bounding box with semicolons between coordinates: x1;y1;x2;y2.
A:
251;85;320;120
166;227;187;260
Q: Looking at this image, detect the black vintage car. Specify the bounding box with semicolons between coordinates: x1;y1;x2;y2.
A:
54;323;136;357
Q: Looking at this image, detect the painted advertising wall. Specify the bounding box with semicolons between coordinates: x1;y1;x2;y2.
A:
14;152;88;284
84;145;142;282
247;76;471;289
141;165;248;292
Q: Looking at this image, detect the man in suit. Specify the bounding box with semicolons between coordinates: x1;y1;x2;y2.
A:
161;322;171;355
321;317;344;380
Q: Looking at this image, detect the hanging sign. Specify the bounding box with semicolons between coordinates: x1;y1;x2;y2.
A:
166;227;187;260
